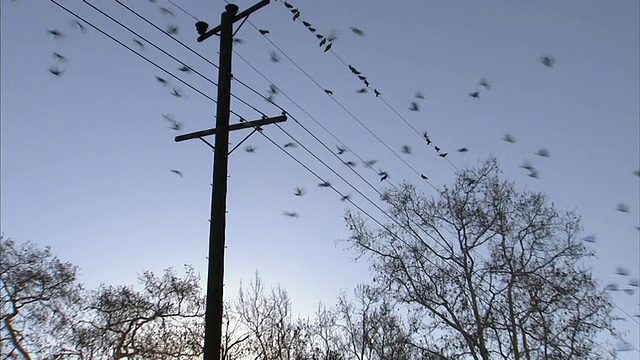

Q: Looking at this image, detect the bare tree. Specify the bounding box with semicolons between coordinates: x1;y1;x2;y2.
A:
0;236;85;359
343;158;613;359
75;266;205;359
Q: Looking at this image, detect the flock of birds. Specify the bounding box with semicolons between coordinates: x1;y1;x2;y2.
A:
41;1;638;233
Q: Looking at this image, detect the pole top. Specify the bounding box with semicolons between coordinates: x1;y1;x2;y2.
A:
225;4;239;13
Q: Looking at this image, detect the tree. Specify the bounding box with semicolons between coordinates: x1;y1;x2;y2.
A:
0;236;85;359
343;158;613;359
75;266;205;359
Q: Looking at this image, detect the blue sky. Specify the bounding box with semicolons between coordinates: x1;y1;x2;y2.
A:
1;0;639;356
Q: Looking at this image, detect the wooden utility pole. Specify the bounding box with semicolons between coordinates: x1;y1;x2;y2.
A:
175;1;284;359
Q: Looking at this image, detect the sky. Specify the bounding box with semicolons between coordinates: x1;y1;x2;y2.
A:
1;0;639;356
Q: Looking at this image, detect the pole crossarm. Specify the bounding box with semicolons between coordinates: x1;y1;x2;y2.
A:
197;0;270;42
174;115;287;143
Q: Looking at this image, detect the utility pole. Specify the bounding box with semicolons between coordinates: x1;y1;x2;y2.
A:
174;1;285;359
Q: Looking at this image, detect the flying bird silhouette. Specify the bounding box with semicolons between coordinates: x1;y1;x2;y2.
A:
357;88;368;94
177;65;192;72
535;148;550;157
345;161;357;167
478;78;491;90
53;52;66;62
327;32;338;42
414;90;425;100
165;25;179;35
71;20;86;33
159;7;174;16
233;38;245;44
47;29;64;38
363;160;378;168
269;51;280;63
615;267;630;276
457;147;469;152
616;202;630;213
336;145;347;155
527;170;539;179
245;146;256;153
540;55;555;68
469;90;480;98
48;66;64;76
294;187;306;196
170;88;183;97
268;83;279;95
628;278;639;287
409;101;420;111
581;235;597;243
349;27;364;36
283;142;298;148
401;145;412;154
282;211;299;218
156;76;169;86
633;169;640;177
503;133;516;143
604;283;619;291
318;181;331;187
133;38;145;50
170;169;183;177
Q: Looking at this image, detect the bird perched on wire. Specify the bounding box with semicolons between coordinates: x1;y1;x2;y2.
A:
324;89;333;95
259;29;270;35
378;171;389;181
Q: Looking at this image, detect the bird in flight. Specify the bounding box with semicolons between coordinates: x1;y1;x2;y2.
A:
171;88;182;97
177;65;192;72
259;29;270;35
160;7;174;16
283;142;298;148
170;169;183;177
156;76;169;86
282;211;299;218
527;169;539;179
345;161;356;167
633;169;640;177
53;52;66;62
478;78;491;90
414;90;425;100
616;202;630;213
294;187;306;196
357;88;368;94
233;38;245;45
349;27;364;36
133;38;145;50
469;90;480;98
615;267;630;276
71;20;86;33
336;145;347;155
318;181;331;187
457;147;469;152
48;66;64;76
409;101;420;111
363;160;378;168
166;25;179;35
401;145;412;154
47;29;64;38
503;133;516;143
269;51;280;63
540;55;555;68
535;148;550;157
581;235;596;243
245;146;256;153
